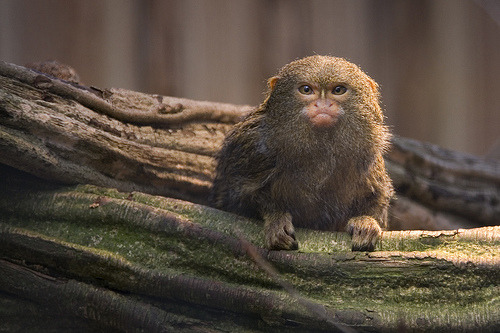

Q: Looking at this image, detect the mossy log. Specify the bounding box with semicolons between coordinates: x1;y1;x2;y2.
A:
0;61;499;332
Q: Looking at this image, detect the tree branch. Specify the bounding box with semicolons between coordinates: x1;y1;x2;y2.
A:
0;61;252;126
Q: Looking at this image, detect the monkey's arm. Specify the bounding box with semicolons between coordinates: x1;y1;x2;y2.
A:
211;117;300;250
346;155;393;251
210;118;277;218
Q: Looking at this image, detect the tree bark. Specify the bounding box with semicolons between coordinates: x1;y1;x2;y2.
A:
0;61;499;332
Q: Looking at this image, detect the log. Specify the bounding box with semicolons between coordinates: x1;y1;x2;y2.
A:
0;61;499;331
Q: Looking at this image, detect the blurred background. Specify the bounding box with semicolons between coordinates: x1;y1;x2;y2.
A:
1;0;499;156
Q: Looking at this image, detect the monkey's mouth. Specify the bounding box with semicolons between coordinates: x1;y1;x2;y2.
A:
305;103;343;128
309;113;339;128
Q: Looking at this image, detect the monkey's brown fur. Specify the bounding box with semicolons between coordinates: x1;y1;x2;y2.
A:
210;55;393;251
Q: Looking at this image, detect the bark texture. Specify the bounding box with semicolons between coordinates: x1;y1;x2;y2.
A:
0;61;499;331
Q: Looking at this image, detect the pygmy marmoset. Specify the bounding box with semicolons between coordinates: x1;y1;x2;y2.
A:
210;55;393;251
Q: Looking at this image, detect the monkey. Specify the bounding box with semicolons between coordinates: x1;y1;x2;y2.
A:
210;55;394;252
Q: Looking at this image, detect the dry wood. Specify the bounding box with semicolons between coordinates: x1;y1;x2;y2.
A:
387;137;500;228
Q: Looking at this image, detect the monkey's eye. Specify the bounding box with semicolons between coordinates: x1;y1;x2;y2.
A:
332;85;347;95
298;85;314;95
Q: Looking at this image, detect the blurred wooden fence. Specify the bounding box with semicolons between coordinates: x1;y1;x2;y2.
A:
1;0;499;155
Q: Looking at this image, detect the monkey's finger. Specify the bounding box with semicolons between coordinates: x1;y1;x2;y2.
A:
266;227;299;250
346;216;381;252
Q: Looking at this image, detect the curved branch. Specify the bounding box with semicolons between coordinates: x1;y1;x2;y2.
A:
0;61;252;126
388;137;500;226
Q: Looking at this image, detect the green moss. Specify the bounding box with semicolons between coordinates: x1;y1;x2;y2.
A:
295;229;351;252
75;184;265;246
1;184;499;330
2;212;274;289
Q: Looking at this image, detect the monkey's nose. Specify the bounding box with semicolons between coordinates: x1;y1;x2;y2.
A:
314;100;334;108
307;99;341;128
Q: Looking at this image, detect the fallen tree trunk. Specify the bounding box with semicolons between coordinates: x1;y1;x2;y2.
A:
0;61;499;331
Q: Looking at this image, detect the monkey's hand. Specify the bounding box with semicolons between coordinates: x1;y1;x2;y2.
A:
263;212;298;250
346;216;382;252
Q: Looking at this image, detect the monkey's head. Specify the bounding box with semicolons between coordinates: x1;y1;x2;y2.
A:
262;55;383;132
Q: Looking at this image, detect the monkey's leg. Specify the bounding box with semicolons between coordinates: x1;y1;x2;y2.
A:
263;211;298;250
346;216;382;252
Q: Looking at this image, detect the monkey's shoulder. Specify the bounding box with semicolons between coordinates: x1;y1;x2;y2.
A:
217;114;275;176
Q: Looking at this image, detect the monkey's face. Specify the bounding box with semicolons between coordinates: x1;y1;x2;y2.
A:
265;56;382;131
260;55;388;159
294;82;348;128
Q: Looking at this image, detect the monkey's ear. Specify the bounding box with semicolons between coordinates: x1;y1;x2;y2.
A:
267;76;279;91
367;76;383;123
367;77;379;94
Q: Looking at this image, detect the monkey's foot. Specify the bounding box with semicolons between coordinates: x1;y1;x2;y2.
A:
346;216;382;252
264;212;298;250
